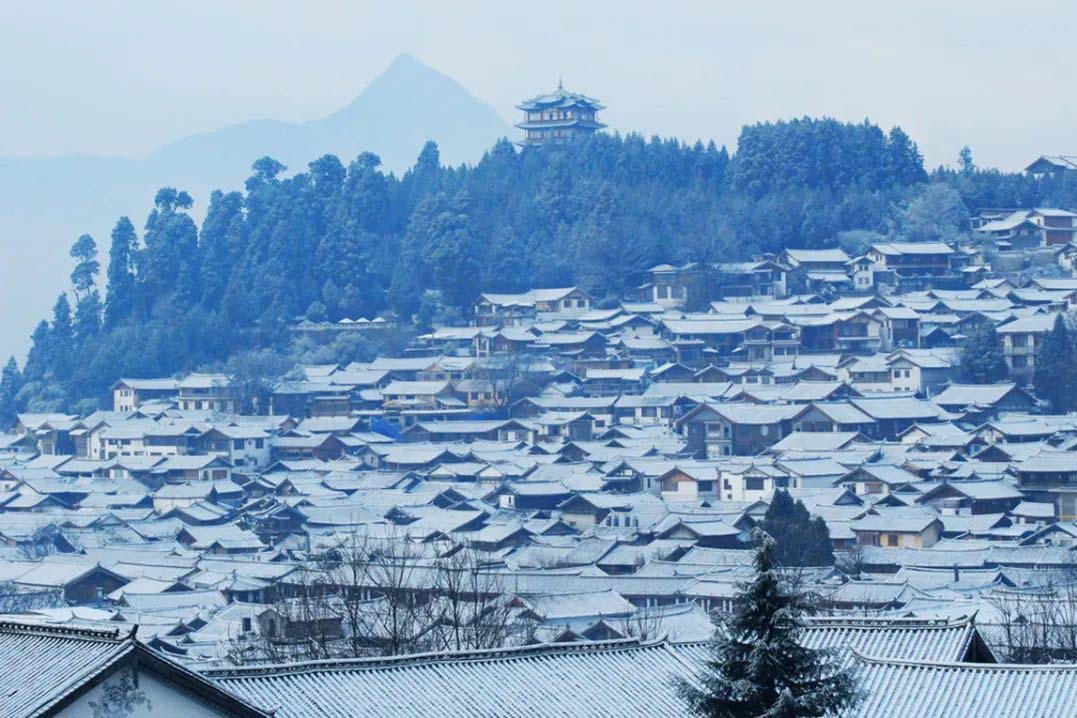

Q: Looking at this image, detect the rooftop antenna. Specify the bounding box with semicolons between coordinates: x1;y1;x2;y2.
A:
558;75;563;91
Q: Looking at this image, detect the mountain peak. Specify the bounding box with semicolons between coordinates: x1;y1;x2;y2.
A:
385;52;422;70
355;52;462;99
323;54;511;155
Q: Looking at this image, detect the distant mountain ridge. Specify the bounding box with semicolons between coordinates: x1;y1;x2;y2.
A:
0;53;512;357
146;53;511;187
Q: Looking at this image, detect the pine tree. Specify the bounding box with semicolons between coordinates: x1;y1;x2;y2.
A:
680;532;859;718
104;217;139;328
960;322;1008;384
68;233;102;346
73;290;102;344
22;320;52;382
140;188;199;310
69;234;99;302
0;357;21;428
199;190;245;309
1034;314;1077;412
759;490;834;567
958;146;975;176
49;294;75;381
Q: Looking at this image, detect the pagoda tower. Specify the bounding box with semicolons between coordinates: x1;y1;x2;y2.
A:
516;80;606;146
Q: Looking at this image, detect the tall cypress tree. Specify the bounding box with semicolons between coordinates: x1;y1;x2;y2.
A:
69;234;102;345
960;322;1008;384
0;357;20;428
69;234;99;302
50;294;75;381
680;532;859;718
759;490;834;567
104;217;139;328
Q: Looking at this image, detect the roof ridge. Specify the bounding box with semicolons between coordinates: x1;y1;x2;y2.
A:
850;649;1077;671
801;615;974;629
0;618;130;642
204;636;661;677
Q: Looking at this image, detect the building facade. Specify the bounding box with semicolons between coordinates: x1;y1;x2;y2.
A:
517;83;606;146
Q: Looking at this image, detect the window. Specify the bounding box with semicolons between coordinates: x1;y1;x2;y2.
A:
255;439;264;449
886;534;900;547
745;477;764;491
241;617;252;633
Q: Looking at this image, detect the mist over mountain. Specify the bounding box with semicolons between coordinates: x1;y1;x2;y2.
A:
0;54;511;358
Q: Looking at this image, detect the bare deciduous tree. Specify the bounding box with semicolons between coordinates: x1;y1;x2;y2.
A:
475;353;544;409
986;572;1077;663
615;607;668;642
431;548;527;651
227;566;340;665
227;527;539;665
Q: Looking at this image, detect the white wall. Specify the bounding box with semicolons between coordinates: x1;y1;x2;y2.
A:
63;668;233;718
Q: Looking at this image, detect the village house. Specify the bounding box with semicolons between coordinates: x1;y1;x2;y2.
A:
112;377;180;411
646;262;713;309
868;242;955;277
379;380;460;409
976;208;1077;248
850;513;944;548
836;464;921;497
177;373;236;412
677;402;796;457
779;248;852;273
931;383;1036;416
886;349;958;395
1025;154;1077;177
713;259;789;302
996;314;1058;379
474;287;592;325
655;463;719;502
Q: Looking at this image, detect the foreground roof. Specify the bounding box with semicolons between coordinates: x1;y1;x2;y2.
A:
0;620;269;718
851;653;1077;718
208;638;690;718
204;620;1065;718
673;616;989;666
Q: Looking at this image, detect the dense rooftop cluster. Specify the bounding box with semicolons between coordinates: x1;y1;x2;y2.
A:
2;236;1077;667
5;196;1077;713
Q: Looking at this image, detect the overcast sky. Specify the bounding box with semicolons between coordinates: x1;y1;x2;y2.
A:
0;1;1073;171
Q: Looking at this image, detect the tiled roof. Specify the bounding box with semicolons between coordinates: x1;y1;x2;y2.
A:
851;653;1077;718
209;638;690;718
0;619;268;718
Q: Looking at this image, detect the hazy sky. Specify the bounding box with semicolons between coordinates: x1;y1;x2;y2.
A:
0;1;1073;170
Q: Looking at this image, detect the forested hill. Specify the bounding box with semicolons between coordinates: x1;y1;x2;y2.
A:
4;117;1077;416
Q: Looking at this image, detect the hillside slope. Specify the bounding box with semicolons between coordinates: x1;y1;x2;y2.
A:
0;54;511;357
